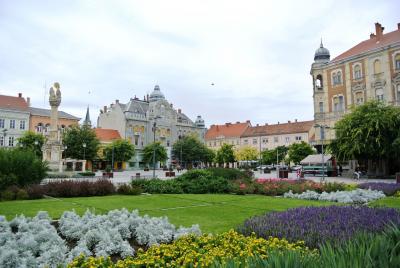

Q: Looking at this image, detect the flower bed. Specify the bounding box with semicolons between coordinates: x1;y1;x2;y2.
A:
0;209;200;267
68;230;314;267
237;206;400;248
236;179;345;196
283;189;386;203
358;182;400;196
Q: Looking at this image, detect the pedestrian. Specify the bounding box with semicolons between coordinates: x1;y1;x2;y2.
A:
296;168;301;179
339;165;343;176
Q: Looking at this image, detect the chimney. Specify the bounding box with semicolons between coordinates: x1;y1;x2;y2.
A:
18;93;22;98
103;106;107;113
375;22;384;40
236;121;240;124
295;119;298;122
288;120;291;123
398;23;400;30
278;121;280;124
27;97;30;106
178;109;181;114
246;120;250;123
265;123;268;126
256;123;259;127
146;94;149;101
370;33;376;39
115;99;119;104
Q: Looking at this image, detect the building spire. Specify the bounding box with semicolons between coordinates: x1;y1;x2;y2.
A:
83;105;91;127
320;37;323;48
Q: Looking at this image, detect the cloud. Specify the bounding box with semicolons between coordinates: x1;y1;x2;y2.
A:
0;0;398;126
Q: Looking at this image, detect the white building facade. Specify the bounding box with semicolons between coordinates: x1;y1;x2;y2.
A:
97;85;206;168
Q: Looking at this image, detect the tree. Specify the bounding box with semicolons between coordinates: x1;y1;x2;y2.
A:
261;146;289;165
104;139;135;162
17;131;45;158
215;144;235;167
142;142;168;166
287;141;315;165
172;135;213;167
329;101;400;174
63;126;100;160
235;146;258;162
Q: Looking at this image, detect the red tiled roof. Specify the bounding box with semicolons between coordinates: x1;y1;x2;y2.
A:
0;94;29;111
242;120;314;137
94;128;121;142
332;26;400;62
205;122;251;140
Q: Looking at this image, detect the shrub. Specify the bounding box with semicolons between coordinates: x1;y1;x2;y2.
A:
43;179;115;197
284;189;386;203
206;168;252;181
1;189;15;201
46;173;71;178
237;206;400;248
0;148;48;190
117;184;142;195
358;182;400;196
25;184;45;199
15;189;29;200
77;172;96;177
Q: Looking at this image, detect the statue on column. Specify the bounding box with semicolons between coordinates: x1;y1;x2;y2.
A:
42;82;63;172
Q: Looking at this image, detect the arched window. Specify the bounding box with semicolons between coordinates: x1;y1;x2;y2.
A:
374;59;381;74
375;88;384;101
315;74;323;89
338;95;344;111
354;65;362;79
395;54;400;70
333;96;339;112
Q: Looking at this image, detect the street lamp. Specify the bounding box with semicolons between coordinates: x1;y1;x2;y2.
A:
152;116;161;179
2;129;7;147
314;124;330;182
82;143;87;160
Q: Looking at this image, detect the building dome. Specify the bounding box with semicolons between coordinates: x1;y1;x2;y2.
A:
149;85;165;102
314;40;330;62
195;115;205;128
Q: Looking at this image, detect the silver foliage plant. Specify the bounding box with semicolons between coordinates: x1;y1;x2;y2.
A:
0;209;202;267
283;188;386;203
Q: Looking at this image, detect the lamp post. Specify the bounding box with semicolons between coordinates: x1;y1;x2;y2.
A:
152;116;161;178
82;143;87;171
111;144;115;172
2;129;7;147
314;124;330;182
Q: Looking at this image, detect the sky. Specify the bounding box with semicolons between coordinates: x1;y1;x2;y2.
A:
0;0;399;127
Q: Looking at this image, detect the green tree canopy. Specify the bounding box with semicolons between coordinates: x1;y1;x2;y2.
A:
287;141;315;165
172;135;213;166
261;145;289;165
142;142;168;166
63;126;100;160
104;139;135;162
235;146;258;161
17;131;45;158
330;101;400;162
215;144;236;165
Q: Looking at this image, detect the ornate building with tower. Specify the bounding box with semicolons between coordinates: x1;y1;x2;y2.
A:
311;22;400;150
97;85;206;168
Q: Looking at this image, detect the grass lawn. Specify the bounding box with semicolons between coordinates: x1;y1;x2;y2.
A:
0;194;331;233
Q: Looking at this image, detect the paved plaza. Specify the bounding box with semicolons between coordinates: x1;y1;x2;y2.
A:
90;169;396;185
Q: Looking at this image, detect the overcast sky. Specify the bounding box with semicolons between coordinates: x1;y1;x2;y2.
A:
0;0;399;127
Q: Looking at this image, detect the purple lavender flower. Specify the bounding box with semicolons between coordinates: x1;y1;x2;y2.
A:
237;206;400;248
358;183;400;196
